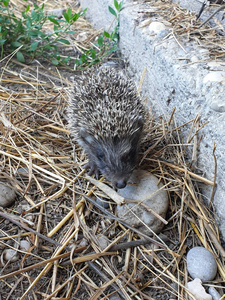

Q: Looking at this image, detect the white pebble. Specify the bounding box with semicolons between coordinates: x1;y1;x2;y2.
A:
2;249;19;263
187;278;212;300
208;287;222;300
203;72;225;84
149;21;166;34
20;240;31;252
187;247;217;281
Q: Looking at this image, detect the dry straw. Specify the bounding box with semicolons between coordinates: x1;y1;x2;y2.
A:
0;0;224;299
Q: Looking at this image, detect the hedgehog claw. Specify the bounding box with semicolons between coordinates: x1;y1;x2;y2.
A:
84;162;100;179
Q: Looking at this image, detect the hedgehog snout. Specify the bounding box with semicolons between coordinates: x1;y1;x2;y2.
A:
115;179;127;189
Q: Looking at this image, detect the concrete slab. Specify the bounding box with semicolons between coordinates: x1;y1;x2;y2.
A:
80;0;225;237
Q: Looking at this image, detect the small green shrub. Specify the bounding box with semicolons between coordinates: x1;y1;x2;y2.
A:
0;0;123;68
75;0;123;69
0;0;86;64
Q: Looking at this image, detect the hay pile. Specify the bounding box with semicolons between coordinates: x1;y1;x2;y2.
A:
0;0;224;299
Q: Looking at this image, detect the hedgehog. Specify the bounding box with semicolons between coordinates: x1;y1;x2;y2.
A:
67;65;147;189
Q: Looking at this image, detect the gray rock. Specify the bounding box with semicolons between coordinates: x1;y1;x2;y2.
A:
208;286;222;300
117;170;169;235
0;183;16;208
96;197;109;209
47;8;66;19
187;247;217;282
210;101;225;113
97;235;110;250
16;167;29;181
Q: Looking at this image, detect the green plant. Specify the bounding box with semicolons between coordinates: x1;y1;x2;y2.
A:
0;0;86;64
75;0;123;69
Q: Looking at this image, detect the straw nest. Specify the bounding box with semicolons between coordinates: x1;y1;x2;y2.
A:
0;0;224;299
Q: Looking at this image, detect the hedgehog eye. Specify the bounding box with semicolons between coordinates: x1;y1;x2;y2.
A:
96;149;105;161
121;150;130;161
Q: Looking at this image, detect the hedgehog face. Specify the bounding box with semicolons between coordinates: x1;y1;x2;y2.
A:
79;126;143;189
96;140;138;189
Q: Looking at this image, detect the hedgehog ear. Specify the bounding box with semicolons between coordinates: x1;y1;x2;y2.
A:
133;116;144;135
137;116;144;130
79;128;94;145
130;116;144;144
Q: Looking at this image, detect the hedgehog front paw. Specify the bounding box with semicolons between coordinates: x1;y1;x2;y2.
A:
84;161;100;179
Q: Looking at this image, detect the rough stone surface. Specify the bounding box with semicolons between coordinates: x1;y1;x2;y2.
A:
187;278;212;300
187;247;217;282
0;183;16;208
117;170;169;235
80;0;225;238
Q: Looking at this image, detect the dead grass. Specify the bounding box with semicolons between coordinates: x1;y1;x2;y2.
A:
138;0;225;58
0;0;224;299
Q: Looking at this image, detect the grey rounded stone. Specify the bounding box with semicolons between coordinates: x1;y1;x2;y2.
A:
117;170;169;235
210;101;225;113
187;247;217;282
208;286;222;300
96;197;109;209
0;183;16;208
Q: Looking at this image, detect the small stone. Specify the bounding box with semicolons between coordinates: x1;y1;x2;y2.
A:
203;72;225;84
2;249;19;263
187;278;212;300
149;21;166;34
210;101;225;113
79;238;88;248
187;247;217;282
191;56;199;63
96;197;109;209
47;8;66;19
97;235;110;250
20;240;31;252
117;170;169;235
207;62;224;71
208;286;222;300
76;32;88;42
0;183;16;208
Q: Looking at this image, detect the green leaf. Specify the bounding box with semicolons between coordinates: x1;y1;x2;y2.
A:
61;56;70;64
11;41;22;47
58;38;70;45
3;0;10;7
30;41;38;51
80;8;87;17
33;3;37;9
104;31;110;38
66;8;72;19
118;2;123;11
0;39;6;45
114;0;119;11
17;51;25;62
97;36;103;47
108;6;117;17
51;58;59;65
67;30;75;34
63;12;69;22
71;13;80;22
25;5;30;13
48;16;60;25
